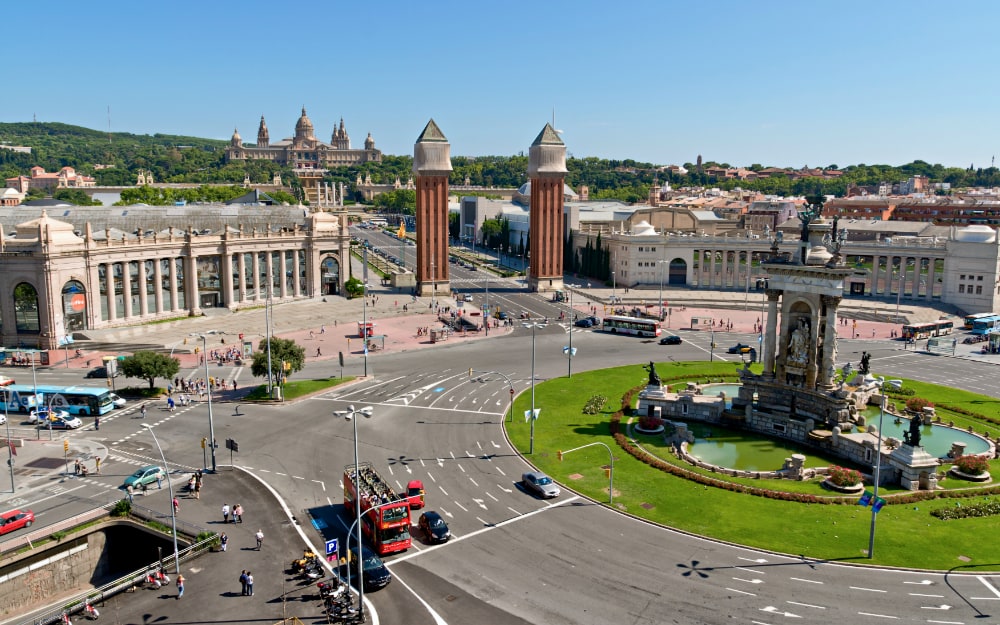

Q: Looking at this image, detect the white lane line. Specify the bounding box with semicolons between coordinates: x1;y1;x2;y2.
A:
468;478;479;487
275;472;287;476
735;566;765;575
507;506;521;515
726;587;757;596
978;575;1000;598
292;475;304;480
857;612;898;619
849;586;887;593
454;501;468;512
790;577;823;584
908;593;944;598
496;467;506;476
787;601;825;609
457;464;466;473
486;492;498;502
476;516;488;525
311;397;504;415
438;487;449;496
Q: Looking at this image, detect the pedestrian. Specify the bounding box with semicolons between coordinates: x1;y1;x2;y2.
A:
233;504;243;523
94;457;101;475
255;529;264;550
220;532;228;552
176;574;185;599
74;459;81;475
126;484;134;503
140;404;147;419
320;324;326;334
95;416;99;430
172;497;179;514
194;480;201;499
167;396;175;412
316;347;322;357
156;474;162;489
246;571;254;596
222;503;230;523
872;329;876;338
240;569;248;595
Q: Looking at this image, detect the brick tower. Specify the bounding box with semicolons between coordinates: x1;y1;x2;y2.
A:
413;119;452;299
527;123;568;292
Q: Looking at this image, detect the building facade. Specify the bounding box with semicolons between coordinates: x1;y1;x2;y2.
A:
224;108;382;168
0;209;351;349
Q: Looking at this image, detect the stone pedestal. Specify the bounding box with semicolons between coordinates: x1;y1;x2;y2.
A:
888;444;940;491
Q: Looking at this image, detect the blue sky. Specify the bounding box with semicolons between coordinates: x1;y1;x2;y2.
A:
7;1;998;168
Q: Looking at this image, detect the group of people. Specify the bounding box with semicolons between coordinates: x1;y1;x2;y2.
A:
221;502;244;524
186;471;203;499
207;345;244;364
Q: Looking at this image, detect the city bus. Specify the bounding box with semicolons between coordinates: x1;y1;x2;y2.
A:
0;384;115;416
601;315;661;337
964;312;996;330
357;321;375;338
901;320;954;340
971;315;1000;335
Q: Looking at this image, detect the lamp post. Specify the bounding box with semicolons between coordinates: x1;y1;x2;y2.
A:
3;390;13;493
191;332;218;472
522;320;547;454
142;424;180;574
334;404;373;620
868;376;902;559
362;281;370;377
265;288;273;393
566;290;574;378
557;441;614;505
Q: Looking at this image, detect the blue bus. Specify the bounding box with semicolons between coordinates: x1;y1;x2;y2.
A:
964;312;995;330
971;315;1000;335
0;384;115;416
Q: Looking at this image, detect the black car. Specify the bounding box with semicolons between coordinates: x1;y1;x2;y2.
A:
727;343;751;354
659;334;682;345
418;511;451;543
574;318;593;328
346;545;391;590
84;366;118;379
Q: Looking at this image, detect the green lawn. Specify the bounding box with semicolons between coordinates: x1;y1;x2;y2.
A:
507;361;1000;570
243;377;353;401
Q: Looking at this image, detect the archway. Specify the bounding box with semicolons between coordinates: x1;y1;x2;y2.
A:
321;256;341;295
14;282;40;333
668;258;687;285
61;280;88;332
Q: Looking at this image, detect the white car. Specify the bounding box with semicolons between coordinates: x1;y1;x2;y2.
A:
0;413;5;425
29;409;70;424
462;294;474;302
109;393;127;408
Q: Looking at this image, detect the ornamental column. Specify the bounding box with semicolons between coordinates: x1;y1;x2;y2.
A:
122;262;133;319
105;262;117;321
137;259;148;317
237;253;247;302
527;123;568;293
763;289;781;377
413;119;452;298
153;259;164;314
820;295;841;388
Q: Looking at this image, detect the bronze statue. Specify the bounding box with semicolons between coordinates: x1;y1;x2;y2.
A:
903;414;922;447
644;361;661;387
859;351;871;375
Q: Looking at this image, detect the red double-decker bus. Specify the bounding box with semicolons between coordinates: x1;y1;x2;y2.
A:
343;462;411;555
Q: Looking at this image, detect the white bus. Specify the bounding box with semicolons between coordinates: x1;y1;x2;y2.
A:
601;315;661;337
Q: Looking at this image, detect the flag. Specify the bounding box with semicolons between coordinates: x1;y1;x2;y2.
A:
872;497;886;513
857;491;873;506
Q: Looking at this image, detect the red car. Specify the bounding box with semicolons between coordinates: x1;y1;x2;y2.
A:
0;509;35;535
405;480;425;510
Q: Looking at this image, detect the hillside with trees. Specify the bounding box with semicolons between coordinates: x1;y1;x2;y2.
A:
3;122;998;205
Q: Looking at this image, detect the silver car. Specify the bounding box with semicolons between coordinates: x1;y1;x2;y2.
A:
522;471;560;498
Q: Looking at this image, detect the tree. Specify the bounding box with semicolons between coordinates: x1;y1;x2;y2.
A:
250;337;305;384
344;276;365;298
120;351;181;390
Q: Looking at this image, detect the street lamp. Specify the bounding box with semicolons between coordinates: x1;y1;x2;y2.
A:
190;332;218;472
3;390;13;493
522;320;547;454
362;281;371;377
868;376;902;559
334;404;373;619
142;424;180;574
557;442;614;505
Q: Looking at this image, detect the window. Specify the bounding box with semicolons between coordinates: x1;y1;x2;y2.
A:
979;276;984;281
959;285;965;293
960;274;966;280
977;286;983;295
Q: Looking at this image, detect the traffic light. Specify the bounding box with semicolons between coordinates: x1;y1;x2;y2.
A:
201;437;207;449
556;450;563;462
63;439;69;453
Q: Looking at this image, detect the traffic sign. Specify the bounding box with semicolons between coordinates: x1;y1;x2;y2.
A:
325;538;339;556
524;408;541;422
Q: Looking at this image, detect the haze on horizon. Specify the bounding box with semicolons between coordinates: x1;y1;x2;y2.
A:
5;1;998;170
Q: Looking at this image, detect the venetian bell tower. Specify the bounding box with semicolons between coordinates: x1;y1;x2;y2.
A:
527;123;568;292
413;119;452;298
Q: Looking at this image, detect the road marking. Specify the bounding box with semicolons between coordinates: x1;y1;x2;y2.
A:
468;478;479;487
427;472;437;483
903;580;934;585
733;577;763;584
735;566;765;575
312;480;326;491
739;557;769;564
476;516;488;526
486;492;498;502
496;467;506;476
292;475;304;480
727;588;757;596
857;612;898;619
497;484;512;493
507;506;521;515
920;605;952;610
978;576;1000;598
787;601;825;609
909;593;943;598
438;486;448;496
472;498;487;510
275;472;287;476
454;501;468;512
790;577;823;584
440;508;452;518
849;586;887;593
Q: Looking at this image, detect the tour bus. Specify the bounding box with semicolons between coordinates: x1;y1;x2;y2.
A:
971;315;1000;335
964;312;996;330
357;321;375;338
601;315;661;337
901;320;954;340
0;384;115;416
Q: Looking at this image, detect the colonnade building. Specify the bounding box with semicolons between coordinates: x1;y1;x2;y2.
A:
0;207;350;349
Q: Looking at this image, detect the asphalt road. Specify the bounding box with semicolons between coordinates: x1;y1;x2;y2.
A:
8;315;1000;624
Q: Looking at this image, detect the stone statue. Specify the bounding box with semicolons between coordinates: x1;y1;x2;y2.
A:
644;361;661;387
903;414;922;447
859;351;870;375
788;318;810;365
798;205;820;242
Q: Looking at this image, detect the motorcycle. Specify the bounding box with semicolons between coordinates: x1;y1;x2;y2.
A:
301;560;324;580
291;550;319;574
318;579;346;600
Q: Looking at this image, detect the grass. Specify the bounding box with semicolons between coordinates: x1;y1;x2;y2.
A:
507;361;1000;570
243;377;353;401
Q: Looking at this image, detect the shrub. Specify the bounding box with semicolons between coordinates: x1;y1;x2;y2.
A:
110;499;131;517
583;395;607;415
931;498;1000;520
954;454;990;475
827;466;863;487
905;396;933;413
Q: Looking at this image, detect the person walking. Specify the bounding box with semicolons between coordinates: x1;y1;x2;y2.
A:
172;497;179;514
140;404;147;419
176;574;185;599
246;571;254;596
194;480;201;499
233;504;243;523
220;532;228;552
156;473;162;489
240;570;248;596
222;503;230;523
255;529;264;550
126;484;134;503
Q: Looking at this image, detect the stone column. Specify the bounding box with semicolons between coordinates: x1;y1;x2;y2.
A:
237;253;247;302
137;259;148;317
265;252;274;300
222;252;235;308
279;251;288;299
293;251;302;297
820;295;841;388
709;250;717;288
252;253;261;301
122;262;133;319
153;259;163;314
105;262;117;321
526;123;568;293
413;119;453;297
187;253;201;316
763;289;781;378
873;255;883;295
926;257;936;299
169;258;179;312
